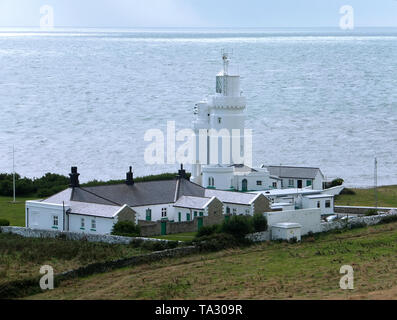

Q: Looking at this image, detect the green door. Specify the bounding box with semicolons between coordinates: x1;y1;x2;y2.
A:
161;221;167;235
197;217;203;231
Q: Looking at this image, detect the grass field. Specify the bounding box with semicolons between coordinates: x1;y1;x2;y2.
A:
152;232;197;242
335;185;397;208
0;196;39;227
28;221;397;300
0;233;150;285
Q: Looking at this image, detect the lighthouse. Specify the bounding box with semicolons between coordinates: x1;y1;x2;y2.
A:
191;53;247;186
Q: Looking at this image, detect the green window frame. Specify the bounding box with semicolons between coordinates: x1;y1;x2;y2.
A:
194;211;198;218
199;212;204;217
186;213;191;221
306;180;312;187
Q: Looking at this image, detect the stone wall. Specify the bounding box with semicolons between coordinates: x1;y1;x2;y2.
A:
253;194;271;215
0;226;171;244
321;211;397;233
335;206;396;215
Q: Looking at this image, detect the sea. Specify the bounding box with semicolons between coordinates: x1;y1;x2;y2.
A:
0;27;396;187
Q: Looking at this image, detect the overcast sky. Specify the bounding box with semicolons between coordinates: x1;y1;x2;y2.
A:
0;0;396;28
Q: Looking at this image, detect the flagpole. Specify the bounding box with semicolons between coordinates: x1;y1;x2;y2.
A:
13;145;16;203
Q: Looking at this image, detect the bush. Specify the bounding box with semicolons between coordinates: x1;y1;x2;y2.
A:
252;213;268;232
192;233;244;252
0;219;10;226
111;221;141;237
220;215;254;239
365;209;379;216
340;188;356;195
331;178;344;188
141;240;178;251
196;224;220;238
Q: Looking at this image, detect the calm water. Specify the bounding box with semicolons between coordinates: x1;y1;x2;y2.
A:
0;28;396;187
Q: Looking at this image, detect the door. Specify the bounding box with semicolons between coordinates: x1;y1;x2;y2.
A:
297;180;303;189
242;179;248;192
161;221;167;235
197;217;203;231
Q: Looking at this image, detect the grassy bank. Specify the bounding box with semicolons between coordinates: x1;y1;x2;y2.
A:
27;221;397;300
0;233;149;286
335;185;397;208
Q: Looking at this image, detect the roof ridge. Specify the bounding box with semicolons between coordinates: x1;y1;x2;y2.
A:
268;165;320;170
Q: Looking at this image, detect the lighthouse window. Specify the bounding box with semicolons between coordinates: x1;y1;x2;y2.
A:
218;117;222;124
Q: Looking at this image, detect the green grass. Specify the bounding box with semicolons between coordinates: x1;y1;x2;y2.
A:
335;185;397;208
0;232;149;285
0;196;39;227
152;232;197;242
27;221;397;300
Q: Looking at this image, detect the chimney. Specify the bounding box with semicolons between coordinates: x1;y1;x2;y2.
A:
126;166;134;185
177;164;189;180
69;167;80;188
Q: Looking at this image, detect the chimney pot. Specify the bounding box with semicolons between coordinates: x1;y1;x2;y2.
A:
69;166;80;188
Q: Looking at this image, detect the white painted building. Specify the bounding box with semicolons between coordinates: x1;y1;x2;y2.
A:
25;166;271;235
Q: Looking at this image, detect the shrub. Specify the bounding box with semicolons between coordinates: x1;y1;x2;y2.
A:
111;221;141;237
365;209;379;216
192;233;243;252
331;178;344;188
220;215;254;239
141;240;178;251
340;188;356;195
196;224;220;238
252;213;268;232
0;219;10;227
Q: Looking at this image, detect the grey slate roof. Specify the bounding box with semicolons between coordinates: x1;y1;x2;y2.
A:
71;178;205;207
266;166;323;179
205;189;259;205
229;164;258;173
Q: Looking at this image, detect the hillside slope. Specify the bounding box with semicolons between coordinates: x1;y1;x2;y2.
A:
28;222;397;300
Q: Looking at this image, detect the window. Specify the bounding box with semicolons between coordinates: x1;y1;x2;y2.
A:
317;201;321;208
232;208;237;215
146;209;152;221
245;209;250;215
161;208;167;218
199;212;204;217
226;207;230;214
256;181;262;186
194;211;198;218
91;219;96;230
306;180;312;187
186;213;191;221
325;200;331;208
178;212;182;222
272;182;277;188
288;179;294;187
53;216;58;227
218;117;222;124
208;177;215;187
81;218;85;229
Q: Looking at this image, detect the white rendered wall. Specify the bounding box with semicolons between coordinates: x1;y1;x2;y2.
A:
68;214;115;235
132;203;176;222
272;226;302;241
265;209;322;235
26;201;69;231
302;197;334;215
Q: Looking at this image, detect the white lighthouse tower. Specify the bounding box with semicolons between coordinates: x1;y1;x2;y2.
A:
191;53;247;186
